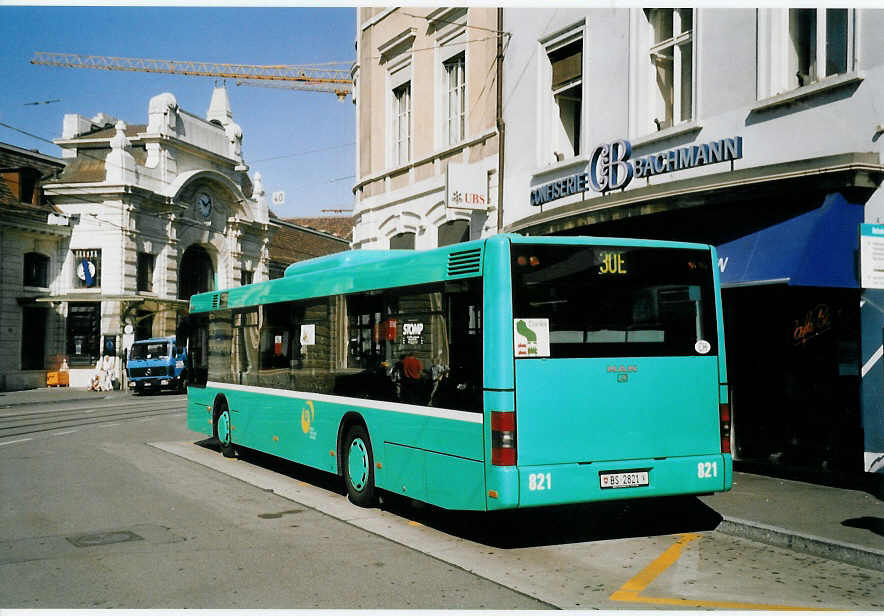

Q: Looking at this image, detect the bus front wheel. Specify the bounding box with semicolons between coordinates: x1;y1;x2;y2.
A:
343;425;376;507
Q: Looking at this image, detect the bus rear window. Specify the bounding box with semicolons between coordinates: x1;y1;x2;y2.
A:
511;244;718;358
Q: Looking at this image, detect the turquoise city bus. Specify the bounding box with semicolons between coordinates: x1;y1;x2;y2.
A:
185;234;732;511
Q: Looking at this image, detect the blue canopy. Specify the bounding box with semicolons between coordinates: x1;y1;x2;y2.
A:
716;193;863;288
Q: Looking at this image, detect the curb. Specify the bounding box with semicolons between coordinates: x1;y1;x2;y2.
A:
717;516;884;572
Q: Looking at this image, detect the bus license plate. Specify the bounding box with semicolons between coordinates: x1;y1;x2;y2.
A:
599;471;649;489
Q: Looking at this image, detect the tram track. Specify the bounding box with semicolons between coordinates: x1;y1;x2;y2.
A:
0;397;186;421
0;406;184;439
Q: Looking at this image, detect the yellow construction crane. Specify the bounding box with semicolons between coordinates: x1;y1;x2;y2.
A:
31;51;352;100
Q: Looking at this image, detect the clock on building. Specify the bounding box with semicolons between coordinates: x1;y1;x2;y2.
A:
76;258;97;287
196;192;213;218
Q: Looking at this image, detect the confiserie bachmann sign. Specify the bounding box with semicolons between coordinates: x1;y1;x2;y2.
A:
530;136;743;207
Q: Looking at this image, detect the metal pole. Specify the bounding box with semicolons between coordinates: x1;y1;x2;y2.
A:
496;7;506;234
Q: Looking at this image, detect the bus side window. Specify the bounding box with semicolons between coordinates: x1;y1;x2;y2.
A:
438;280;483;412
188;315;209;388
208;311;234;384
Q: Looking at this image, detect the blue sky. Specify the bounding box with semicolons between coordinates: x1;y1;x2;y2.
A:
0;5;356;218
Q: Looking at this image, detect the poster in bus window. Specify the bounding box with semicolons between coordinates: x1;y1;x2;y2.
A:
403;321;424;345
513;318;550;357
300;324;316;346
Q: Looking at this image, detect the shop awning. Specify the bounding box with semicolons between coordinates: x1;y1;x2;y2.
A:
716;193;863;288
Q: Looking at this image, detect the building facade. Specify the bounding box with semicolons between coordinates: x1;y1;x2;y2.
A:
0;143;70;391
41;88;276;388
500;8;884;476
352;7;501;250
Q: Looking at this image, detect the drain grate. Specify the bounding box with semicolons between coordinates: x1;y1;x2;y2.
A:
66;530;144;548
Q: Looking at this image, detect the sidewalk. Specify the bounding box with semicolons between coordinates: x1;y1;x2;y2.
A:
700;471;884;571
2;387;883;571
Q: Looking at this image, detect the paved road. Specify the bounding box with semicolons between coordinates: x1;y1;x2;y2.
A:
2;393;882;609
0;393;548;609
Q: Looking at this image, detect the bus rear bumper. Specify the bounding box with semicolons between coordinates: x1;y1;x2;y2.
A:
492;454;732;509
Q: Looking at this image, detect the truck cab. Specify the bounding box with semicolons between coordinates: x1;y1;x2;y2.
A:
126;336;187;394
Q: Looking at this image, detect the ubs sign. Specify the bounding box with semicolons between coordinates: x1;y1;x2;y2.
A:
530;136;743;207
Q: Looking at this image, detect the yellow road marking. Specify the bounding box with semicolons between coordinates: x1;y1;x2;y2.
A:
610;533;827;611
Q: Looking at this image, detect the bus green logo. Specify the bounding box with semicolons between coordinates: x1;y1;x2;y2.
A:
300;400;315;434
515;320;538;355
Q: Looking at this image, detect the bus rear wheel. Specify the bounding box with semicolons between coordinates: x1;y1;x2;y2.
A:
216;406;236;458
343;425;376;507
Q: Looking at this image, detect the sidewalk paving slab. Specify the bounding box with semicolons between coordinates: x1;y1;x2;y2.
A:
701;471;884;571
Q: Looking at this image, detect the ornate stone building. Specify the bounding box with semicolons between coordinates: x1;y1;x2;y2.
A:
41;87;275;387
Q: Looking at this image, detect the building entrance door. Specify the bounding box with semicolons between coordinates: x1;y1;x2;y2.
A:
179;245;215;300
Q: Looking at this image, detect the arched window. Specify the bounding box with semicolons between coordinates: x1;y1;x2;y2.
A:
390;232;416;250
23;252;49;287
437;220;470;247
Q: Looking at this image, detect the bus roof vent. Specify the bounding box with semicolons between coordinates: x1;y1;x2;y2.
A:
448;248;482;277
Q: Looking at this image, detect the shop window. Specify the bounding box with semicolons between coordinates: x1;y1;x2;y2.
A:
548;37;583;160
390;232;416;250
23;252;49;288
72;249;101;289
437;220;470;247
21;306;47;370
67;302;100;366
444;52;466;145
645;8;693;131
137;252;154;293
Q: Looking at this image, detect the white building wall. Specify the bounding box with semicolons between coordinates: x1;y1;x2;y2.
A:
353;8;500;250
501;7;884;229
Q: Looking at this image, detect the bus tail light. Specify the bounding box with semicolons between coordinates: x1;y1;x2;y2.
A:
491;411;517;466
719;402;731;454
